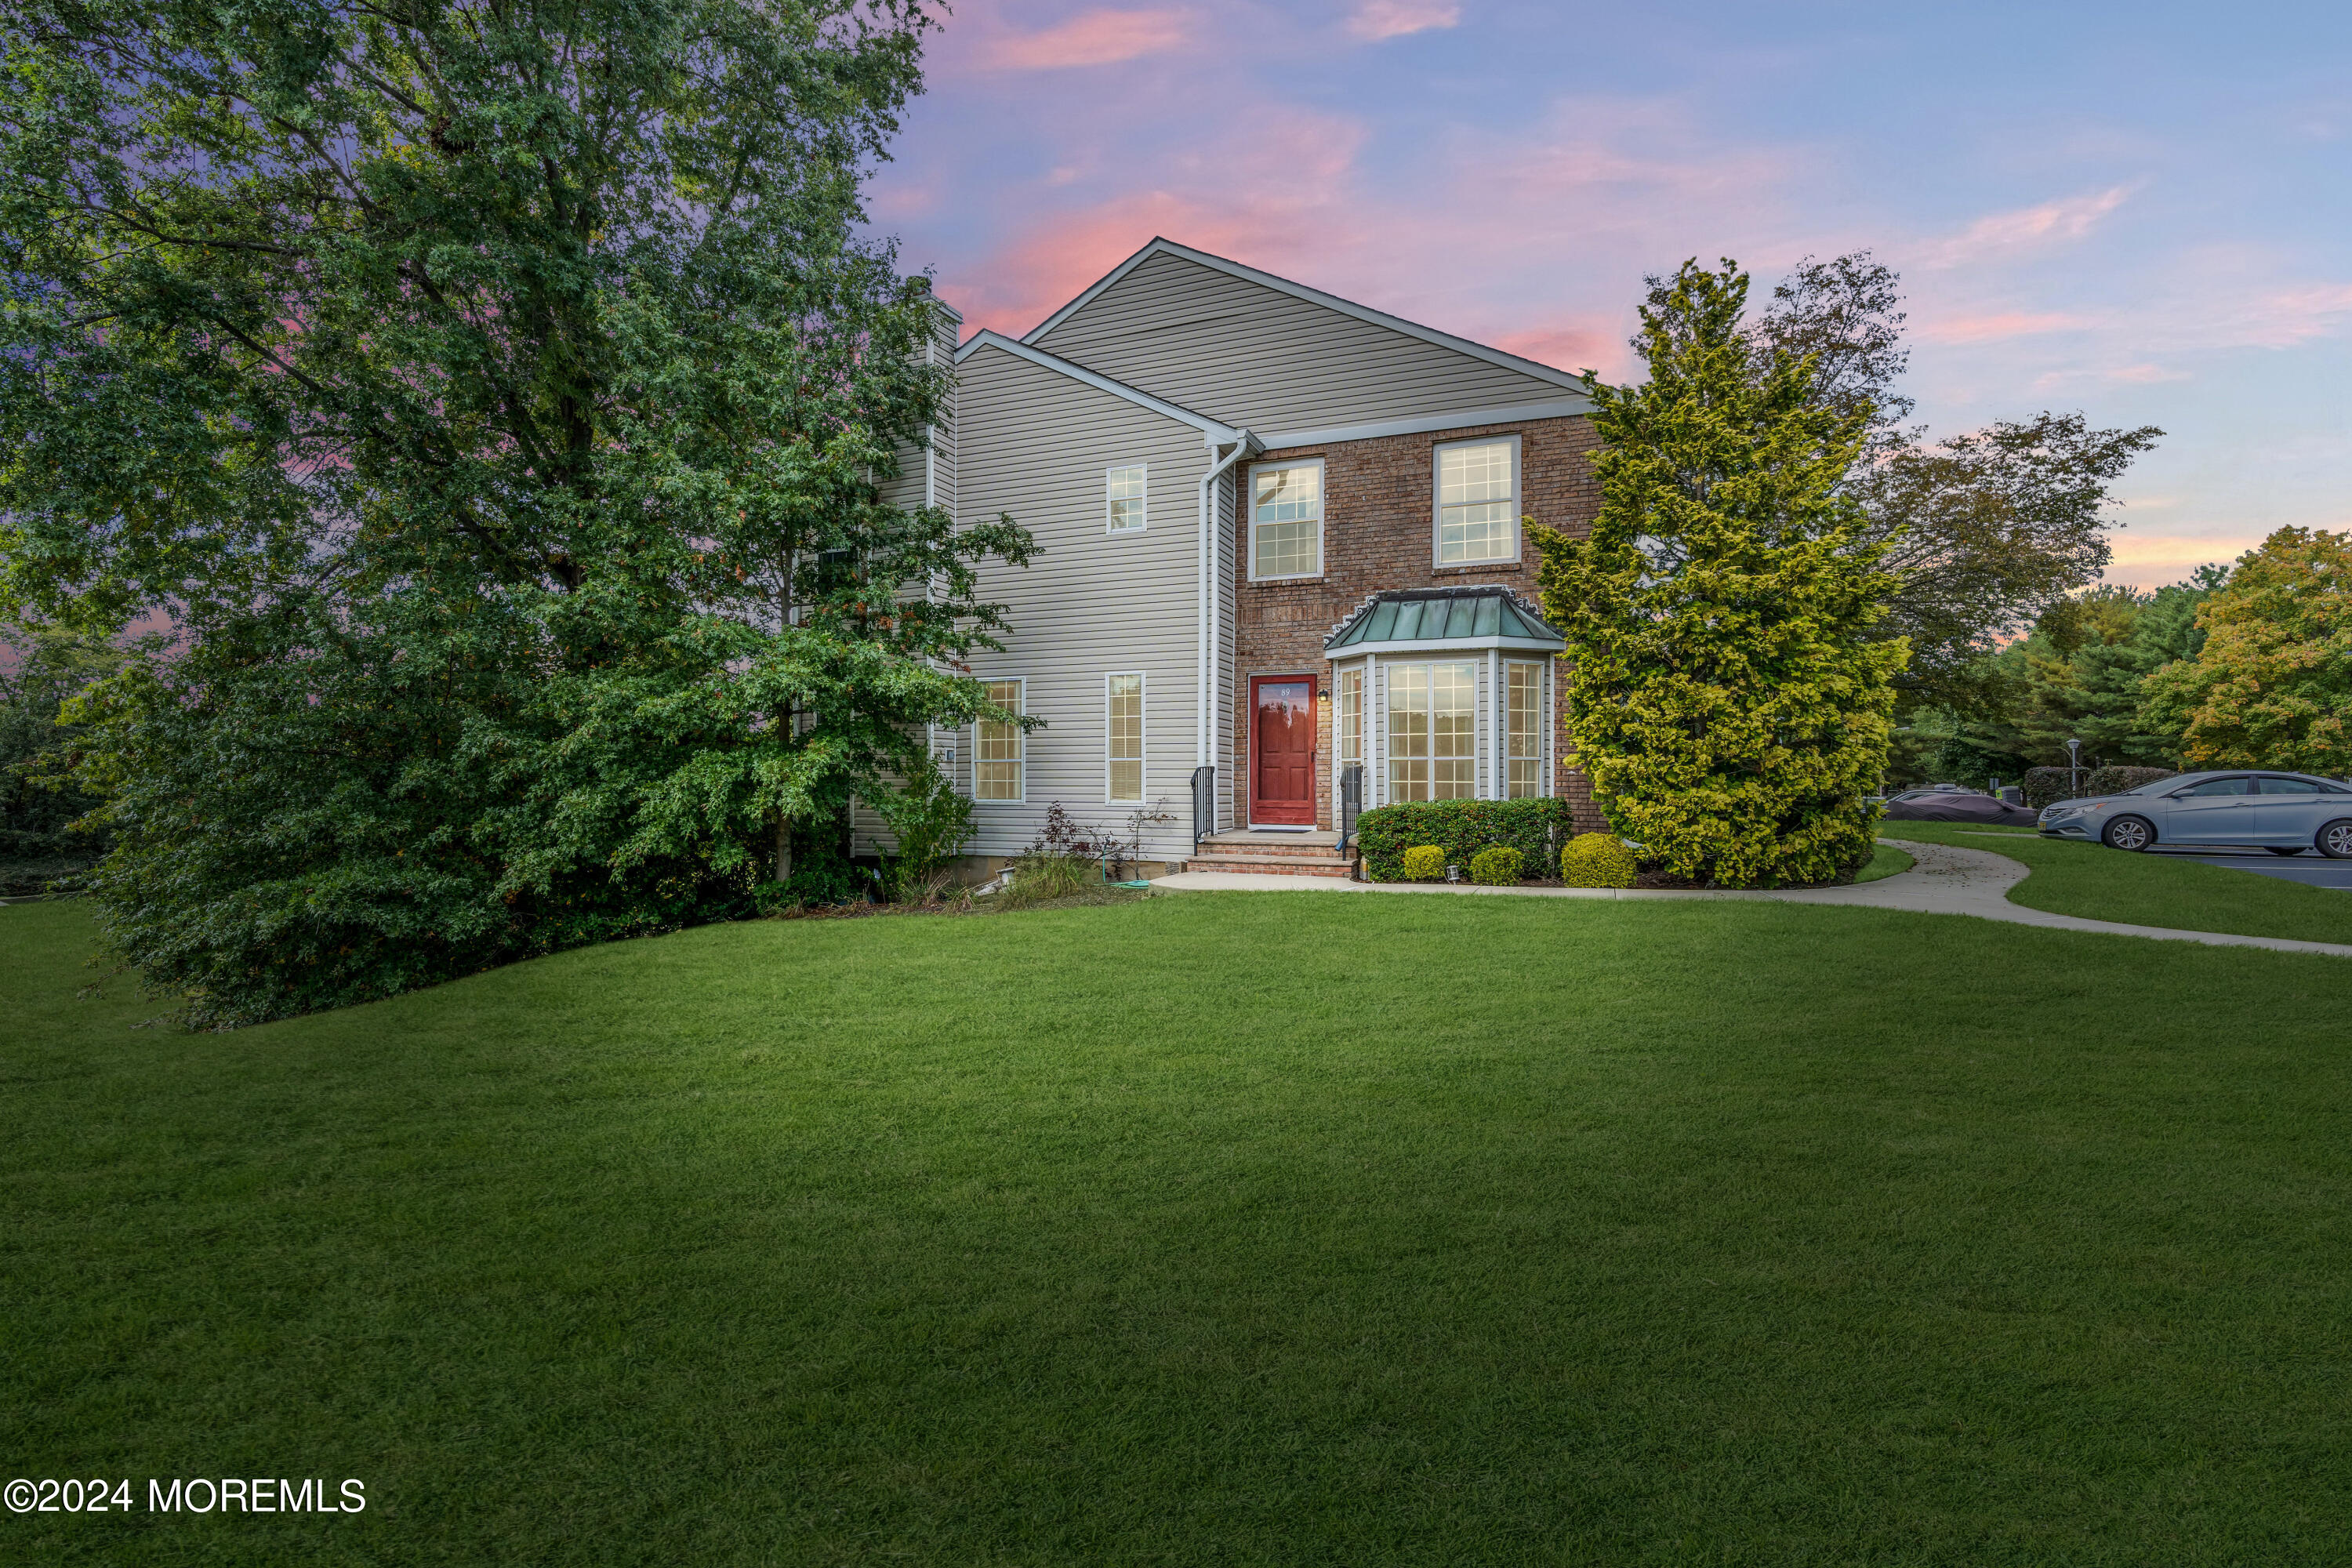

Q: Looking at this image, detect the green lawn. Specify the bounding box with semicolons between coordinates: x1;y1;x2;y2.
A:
1878;821;2352;944
1856;841;1912;882
6;894;2352;1565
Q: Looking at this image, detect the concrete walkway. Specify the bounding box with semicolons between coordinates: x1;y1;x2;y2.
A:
1151;837;2352;960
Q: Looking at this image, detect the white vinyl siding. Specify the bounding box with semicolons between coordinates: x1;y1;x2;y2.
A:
1436;436;1519;565
976;678;1025;801
1250;459;1323;579
1106;463;1146;533
1106;673;1144;802
1032;249;1570;435
956;341;1210;862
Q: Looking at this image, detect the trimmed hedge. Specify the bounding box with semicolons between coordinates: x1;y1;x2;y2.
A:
1356;797;1574;884
2024;764;2176;810
1400;845;1447;881
1562;833;1637;888
1468;846;1523;885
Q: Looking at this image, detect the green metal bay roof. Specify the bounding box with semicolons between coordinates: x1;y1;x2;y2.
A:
1324;588;1564;652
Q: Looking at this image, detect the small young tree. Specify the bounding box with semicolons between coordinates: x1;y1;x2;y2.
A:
2140;527;2351;775
1537;260;1907;887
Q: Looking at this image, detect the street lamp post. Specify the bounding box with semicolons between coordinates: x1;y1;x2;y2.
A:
2067;737;2082;798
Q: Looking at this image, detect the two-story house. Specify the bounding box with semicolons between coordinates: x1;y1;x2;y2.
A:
893;238;1603;880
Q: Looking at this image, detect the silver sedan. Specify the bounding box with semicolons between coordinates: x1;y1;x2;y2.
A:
2038;771;2352;857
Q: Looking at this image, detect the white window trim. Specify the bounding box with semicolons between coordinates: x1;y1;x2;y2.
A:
974;677;1026;804
1105;463;1147;535
1432;434;1523;571
1247;457;1326;582
1105;671;1145;804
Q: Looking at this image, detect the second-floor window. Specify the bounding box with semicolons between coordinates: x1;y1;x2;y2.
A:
1435;437;1519;565
1250;460;1323;579
1106;464;1146;533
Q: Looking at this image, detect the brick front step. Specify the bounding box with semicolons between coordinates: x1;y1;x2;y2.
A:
1180;853;1358;878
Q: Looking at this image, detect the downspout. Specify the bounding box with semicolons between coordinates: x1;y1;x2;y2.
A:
1196;432;1252;771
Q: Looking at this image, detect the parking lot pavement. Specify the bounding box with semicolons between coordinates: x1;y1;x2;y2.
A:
2158;849;2352;889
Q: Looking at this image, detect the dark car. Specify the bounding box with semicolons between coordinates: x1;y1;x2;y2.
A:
2038;771;2352;856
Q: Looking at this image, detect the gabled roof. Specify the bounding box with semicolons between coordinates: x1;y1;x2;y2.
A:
1325;587;1564;654
955;329;1251;446
1024;238;1594;397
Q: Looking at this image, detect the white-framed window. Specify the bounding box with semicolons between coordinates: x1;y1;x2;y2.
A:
1250;459;1323;579
1106;463;1147;533
975;678;1025;801
1105;673;1144;802
1505;661;1544;798
1336;666;1363;770
1388;661;1478;802
1434;436;1520;566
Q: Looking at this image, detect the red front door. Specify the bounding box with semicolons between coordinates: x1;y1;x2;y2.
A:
1250;676;1317;826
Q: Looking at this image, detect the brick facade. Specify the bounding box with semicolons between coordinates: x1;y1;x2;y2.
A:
1232;414;1605;832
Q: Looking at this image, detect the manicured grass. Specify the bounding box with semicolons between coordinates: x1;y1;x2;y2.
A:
1854;841;1912;883
7;895;2352;1565
1879;821;2352;944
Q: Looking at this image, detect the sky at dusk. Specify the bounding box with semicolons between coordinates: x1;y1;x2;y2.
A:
866;0;2352;590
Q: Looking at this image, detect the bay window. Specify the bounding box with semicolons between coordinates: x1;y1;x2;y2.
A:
1388;661;1477;802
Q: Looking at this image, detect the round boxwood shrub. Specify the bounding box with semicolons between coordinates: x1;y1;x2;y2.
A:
1468;846;1523;885
1561;833;1637;888
1401;845;1448;881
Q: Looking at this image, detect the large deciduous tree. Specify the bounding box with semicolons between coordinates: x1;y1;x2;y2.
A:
1537;260;1907;888
2141;528;2352;775
0;0;1033;1024
1711;254;2163;714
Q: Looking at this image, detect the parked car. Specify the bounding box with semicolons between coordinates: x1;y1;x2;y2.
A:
1882;789;2040;826
2038;771;2352;856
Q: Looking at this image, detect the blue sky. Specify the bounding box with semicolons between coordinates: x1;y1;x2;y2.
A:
867;0;2352;587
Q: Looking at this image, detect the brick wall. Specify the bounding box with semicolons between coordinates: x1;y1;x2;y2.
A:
1232;414;1604;831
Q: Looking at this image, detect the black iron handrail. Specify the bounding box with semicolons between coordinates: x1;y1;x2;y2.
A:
1191;765;1215;848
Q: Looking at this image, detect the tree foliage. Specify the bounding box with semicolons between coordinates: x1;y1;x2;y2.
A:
2141;528;2352;775
0;0;1033;1022
1541;260;1907;888
1689;253;2162;713
1886;571;2223;788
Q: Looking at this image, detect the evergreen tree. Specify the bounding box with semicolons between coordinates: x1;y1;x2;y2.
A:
1537;260;1907;888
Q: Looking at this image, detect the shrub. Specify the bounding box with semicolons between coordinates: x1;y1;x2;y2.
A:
1400;845;1448;881
2089;764;2176;797
1468;846;1523;885
1561;833;1637;888
2024;764;2176;810
1356;797;1573;883
2021;767;2074;810
1000;852;1095;908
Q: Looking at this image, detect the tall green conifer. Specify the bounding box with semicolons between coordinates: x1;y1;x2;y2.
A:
1536;260;1907;887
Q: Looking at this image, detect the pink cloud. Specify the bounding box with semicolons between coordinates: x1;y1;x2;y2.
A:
1914;185;2135;269
2107;362;2190;383
1346;0;1461;42
978;8;1193;71
1915;310;2095;345
1489;323;1612;375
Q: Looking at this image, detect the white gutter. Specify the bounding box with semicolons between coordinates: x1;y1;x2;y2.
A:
1196;433;1254;768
